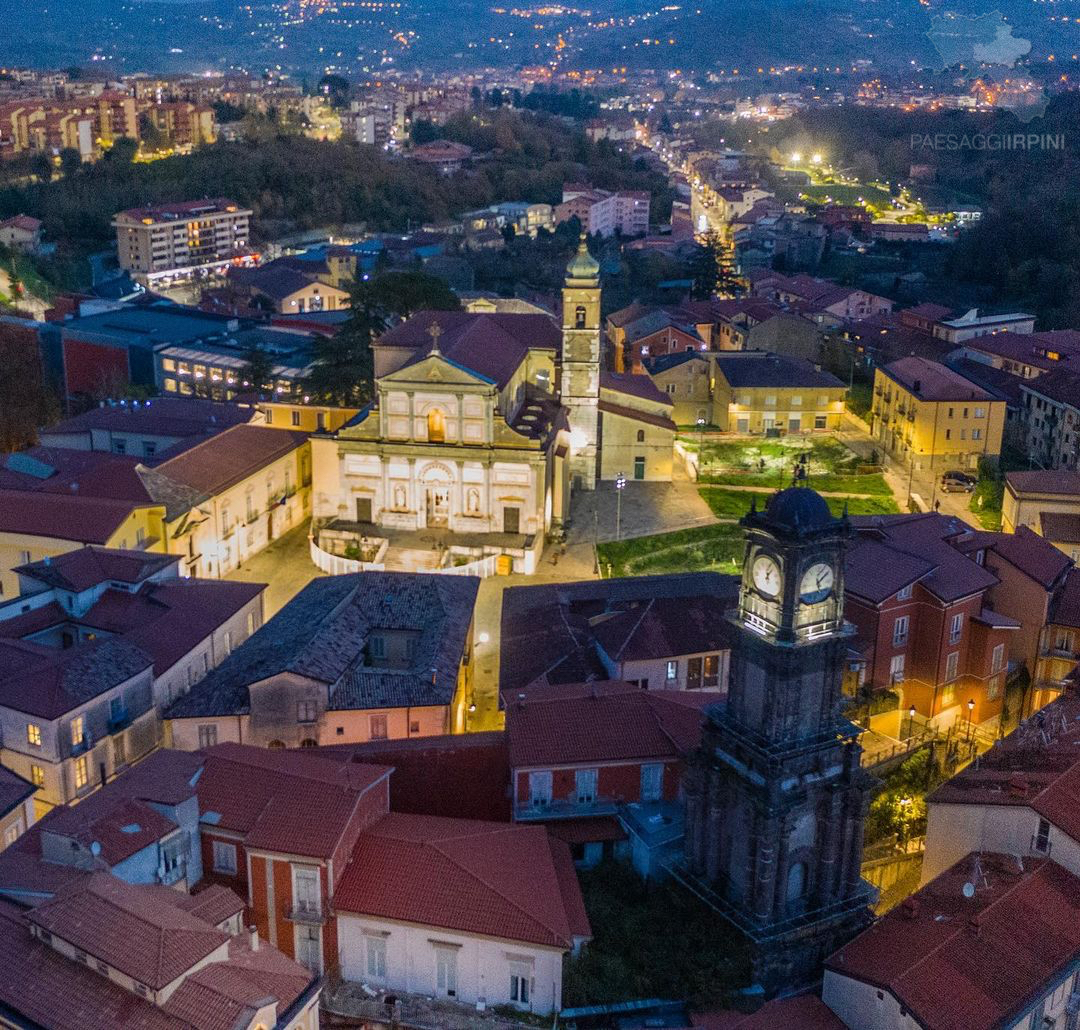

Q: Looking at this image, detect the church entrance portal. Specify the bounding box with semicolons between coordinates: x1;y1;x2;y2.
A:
426;486;450;527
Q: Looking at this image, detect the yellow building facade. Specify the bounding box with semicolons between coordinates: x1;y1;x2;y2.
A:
871;357;1006;472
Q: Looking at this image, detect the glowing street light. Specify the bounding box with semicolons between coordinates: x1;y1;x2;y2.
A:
615;472;626;541
790;151;802;164
811;153;823;164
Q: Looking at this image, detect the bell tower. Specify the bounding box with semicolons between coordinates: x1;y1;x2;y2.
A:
682;488;875;996
561;234;601;490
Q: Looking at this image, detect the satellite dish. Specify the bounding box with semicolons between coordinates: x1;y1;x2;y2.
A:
90;841;102;857
962;882;975;899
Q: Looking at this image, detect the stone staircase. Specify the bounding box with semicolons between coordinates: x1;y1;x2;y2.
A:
382;546;441;573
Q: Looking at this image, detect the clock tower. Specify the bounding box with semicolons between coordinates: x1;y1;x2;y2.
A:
682;487;875;995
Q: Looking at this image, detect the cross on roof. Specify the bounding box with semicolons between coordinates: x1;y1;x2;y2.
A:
427;321;442;354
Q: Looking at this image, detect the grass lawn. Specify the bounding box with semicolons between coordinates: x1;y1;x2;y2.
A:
699;487;899;520
702;470;892;496
800;182;892;208
680;435;866;478
597;523;745;578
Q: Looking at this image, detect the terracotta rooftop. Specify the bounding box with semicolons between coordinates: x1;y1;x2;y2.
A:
1006;469;1080;497
713;352;844;390
692;995;844;1029
825;852;1080;1030
41;398;252;446
987;525;1073;591
0;447;155;503
881;355;994;402
600;370;673;406
0;489;149;544
847;513;999;605
506;681;720;768
27;872;229;990
166;572;477;719
500;572;739;696
14;545;177;593
195;743;392;860
335;812;591;950
1041;512;1080;545
377;309;559;389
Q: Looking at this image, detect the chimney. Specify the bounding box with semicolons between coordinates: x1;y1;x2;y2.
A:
249;926;259;951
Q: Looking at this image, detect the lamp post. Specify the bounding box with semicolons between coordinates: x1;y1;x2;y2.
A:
697;416;706;482
907;704;916;741
967;698;976;743
615;472;626;541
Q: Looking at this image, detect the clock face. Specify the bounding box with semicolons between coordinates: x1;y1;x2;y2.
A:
800;562;835;604
752;554;781;597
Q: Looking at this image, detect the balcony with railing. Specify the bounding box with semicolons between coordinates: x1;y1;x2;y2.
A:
285;898;326;924
513;796;620;822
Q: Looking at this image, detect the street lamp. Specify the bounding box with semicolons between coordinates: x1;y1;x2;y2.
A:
615;472;626;541
967;698;976;743
907;704;916;740
696;416;706;481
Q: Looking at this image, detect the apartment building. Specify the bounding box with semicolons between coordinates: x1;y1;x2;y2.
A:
113;198;253;287
555;184;650;238
1020;369;1080;472
871;356;1006;471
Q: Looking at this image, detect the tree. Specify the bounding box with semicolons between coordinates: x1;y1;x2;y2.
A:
106;137;138;164
30;154;53;184
58;148;82;178
410;119;440;145
306;270;462;405
239;343;274;393
689;231;724;299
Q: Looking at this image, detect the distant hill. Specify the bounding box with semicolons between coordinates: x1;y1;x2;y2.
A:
1;0;1072;76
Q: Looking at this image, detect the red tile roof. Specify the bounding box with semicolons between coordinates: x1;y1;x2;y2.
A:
989;525;1073;590
880;356;993;402
506;681;719;768
0;766;34;821
195;743;392;859
1049;568;1080;630
41;796;177;867
335;812;590;949
0;489;147;544
601;370;672;406
1006;469;1080;497
27;872;229;990
41;397;253;442
0;448;155;503
147;424;308;500
598;398;678;431
163;933;314;1030
0;897;190;1030
15;545;177;593
692;996;844;1029
826;853;1080;1030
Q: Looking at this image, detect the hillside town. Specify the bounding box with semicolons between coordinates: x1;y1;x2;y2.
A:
3;19;1080;1030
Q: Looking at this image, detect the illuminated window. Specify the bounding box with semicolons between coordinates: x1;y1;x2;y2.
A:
26;724;41;747
74;756;88;790
427;409;446;443
30;765;44;787
71;716;85;748
369;715;388;740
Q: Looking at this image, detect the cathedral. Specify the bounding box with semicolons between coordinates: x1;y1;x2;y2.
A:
681;487;876;995
310;237;676;573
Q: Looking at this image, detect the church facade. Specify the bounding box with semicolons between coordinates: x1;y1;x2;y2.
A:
311;238;675;573
680;488;876;995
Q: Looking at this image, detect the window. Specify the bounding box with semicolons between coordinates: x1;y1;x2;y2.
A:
764;394;777;407
74;756;88;791
974;406;986;418
945;651;959;682
991;643;1005;674
3;820;22;848
265;409;273;425
892;616;909;647
945;428;951;440
300;738;318;748
890;654;906;683
113;734;125;766
949;613;963;644
409;720;420;734
575;769;598;804
112;439;126;455
427;409;446;443
972;428;982;440
666;660;678;681
71;716;85;749
370;636;386;660
369;714;388;740
213;841;237;874
687;656;703;689
529;771;552;807
574;305;586;329
142;441;156;458
814;415;827;429
435;946;458;998
198;725;218;749
293;866;320;915
896;584;913;601
366;936;387;979
30;765;44;787
291;409;301;426
634;455;646;480
510;962;532;1005
26;723;41;747
636;428;645;442
297;700;317;724
295;925;322;975
1035;817;1051;853
641;763;664;802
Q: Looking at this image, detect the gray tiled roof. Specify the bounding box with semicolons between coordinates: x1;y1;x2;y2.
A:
166;572;479;718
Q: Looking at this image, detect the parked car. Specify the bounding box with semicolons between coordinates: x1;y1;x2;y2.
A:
940;470;977;493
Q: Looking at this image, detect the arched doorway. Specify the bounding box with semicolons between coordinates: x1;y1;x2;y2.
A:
421;462;454;529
